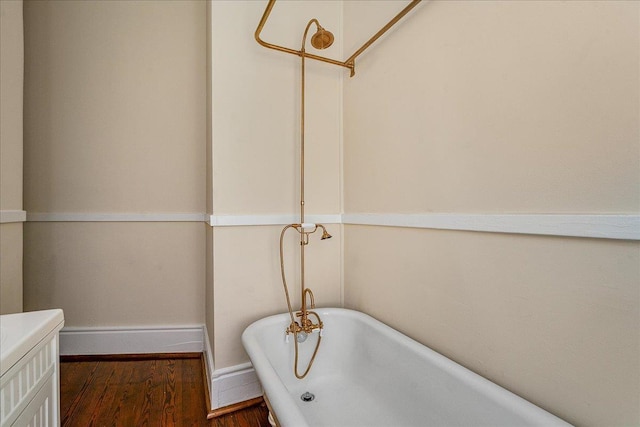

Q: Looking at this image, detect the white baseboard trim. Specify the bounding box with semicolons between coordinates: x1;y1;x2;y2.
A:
0;210;26;224
59;325;205;355
203;325;216;409
210;363;262;409
202;324;262;410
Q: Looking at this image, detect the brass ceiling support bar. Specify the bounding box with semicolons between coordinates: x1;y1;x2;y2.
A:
255;0;422;77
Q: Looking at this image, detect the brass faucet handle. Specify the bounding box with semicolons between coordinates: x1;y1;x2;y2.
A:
286;321;302;335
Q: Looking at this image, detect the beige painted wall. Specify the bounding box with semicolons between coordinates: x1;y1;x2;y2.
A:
23;0;205;214
213;225;341;368
343;1;639;426
24;223;205;326
345;227;639;426
205;1;215;356
0;224;23;314
211;0;342;216
209;0;343;369
345;0;639;214
0;0;24;314
23;1;206;327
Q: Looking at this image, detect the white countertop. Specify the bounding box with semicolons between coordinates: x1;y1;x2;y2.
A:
0;309;65;377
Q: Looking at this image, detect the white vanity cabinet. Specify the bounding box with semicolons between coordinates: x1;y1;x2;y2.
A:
0;310;64;427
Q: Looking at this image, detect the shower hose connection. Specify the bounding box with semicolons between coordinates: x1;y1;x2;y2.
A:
279;224;326;379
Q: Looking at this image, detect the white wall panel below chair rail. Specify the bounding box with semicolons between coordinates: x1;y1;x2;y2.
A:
20;212;639;240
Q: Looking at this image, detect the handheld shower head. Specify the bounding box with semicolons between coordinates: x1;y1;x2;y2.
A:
310;26;334;50
318;224;332;240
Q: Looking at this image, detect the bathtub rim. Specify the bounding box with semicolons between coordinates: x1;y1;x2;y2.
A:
242;307;571;427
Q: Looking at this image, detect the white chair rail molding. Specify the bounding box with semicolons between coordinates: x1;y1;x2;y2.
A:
20;211;640;240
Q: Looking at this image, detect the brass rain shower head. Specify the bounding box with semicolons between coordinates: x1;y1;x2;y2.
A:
256;0;422;77
310;26;334;50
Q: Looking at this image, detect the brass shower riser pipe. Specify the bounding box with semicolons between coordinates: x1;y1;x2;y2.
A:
265;0;427;381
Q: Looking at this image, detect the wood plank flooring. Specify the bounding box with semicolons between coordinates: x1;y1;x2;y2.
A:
60;355;270;427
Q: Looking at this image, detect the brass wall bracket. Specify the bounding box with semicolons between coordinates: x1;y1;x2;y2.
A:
255;0;422;77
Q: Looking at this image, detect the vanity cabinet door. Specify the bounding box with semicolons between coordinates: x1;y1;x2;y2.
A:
11;374;55;427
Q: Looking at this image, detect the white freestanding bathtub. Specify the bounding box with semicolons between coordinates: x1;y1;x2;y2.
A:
242;308;571;427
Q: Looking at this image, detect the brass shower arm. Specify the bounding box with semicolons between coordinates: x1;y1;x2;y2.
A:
255;0;422;77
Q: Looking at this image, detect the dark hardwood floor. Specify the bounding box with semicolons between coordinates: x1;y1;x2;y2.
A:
60;355;270;427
